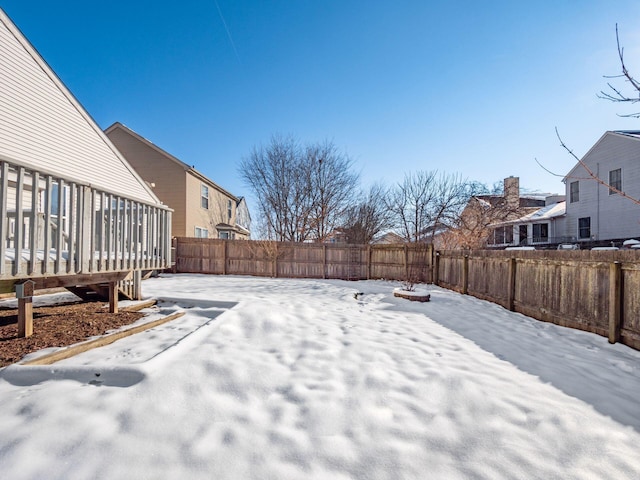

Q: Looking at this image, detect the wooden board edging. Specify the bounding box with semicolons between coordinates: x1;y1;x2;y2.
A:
22;311;185;366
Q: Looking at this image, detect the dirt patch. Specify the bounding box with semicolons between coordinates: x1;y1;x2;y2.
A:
0;302;144;367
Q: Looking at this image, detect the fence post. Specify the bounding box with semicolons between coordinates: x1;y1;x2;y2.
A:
462;254;469;295
367;245;372;280
608;261;622;344
323;245;327;279
404;244;408;280
507;257;516;311
433;251;440;286
223;240;228;275
274;243;278;278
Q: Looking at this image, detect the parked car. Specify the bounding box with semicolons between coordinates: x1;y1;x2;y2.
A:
557;243;580;250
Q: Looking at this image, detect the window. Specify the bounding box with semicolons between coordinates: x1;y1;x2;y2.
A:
227;199;233;220
490;226;513;245
195;227;209;238
609;168;622;195
578;217;591;239
201;184;209;209
532;223;548;242
519;225;528;245
218;231;235;240
570;181;579;203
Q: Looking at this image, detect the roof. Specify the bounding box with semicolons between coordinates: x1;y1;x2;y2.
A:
105;122;239;201
613;130;640;139
513;201;566;223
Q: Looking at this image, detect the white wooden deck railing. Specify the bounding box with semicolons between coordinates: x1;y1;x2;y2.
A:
0;158;172;280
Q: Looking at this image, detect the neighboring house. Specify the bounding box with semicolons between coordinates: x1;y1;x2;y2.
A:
105;123;251;240
324;228;349;244
0;8;172;334
438;177;553;249
562;131;640;245
486;198;567;248
372;232;406;244
235;197;251;239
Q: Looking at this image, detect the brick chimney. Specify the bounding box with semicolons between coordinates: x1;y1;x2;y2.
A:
504;176;519;209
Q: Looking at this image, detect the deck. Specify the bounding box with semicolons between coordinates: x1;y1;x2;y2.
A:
1;157;172;336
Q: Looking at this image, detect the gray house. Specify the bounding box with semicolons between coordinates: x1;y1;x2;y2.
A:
563;131;640;245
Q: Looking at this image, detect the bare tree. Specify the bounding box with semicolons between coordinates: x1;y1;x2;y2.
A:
386;171;437;243
341;183;391;244
425;172;474;243
240;135;310;241
240;135;359;241
386;171;472;243
305;141;360;242
598;24;640;118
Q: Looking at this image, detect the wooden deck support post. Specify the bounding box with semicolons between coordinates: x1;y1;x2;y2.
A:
608;261;622;344
18;297;33;338
108;281;118;314
133;270;142;301
16;280;35;338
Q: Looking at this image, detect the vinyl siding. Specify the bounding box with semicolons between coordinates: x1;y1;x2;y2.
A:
105;123;248;239
185;173;237;238
0;10;158;204
564;132;640;241
106;126;188;236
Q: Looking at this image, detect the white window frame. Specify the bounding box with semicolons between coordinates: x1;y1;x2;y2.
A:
570;181;579;203
532;223;549;242
609;168;622;195
195;226;209;238
201;184;209;209
578;217;591;239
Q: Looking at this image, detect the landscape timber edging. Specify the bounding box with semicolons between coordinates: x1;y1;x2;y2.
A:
21;309;186;366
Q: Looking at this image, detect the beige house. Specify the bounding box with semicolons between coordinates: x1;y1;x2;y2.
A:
105;123;250;240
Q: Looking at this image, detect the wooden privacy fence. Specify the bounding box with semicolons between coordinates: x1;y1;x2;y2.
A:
173;238;433;283
436;249;640;351
173;238;640;351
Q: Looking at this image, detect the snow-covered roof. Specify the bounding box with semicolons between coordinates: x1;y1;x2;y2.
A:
517;201;566;222
613;130;640;139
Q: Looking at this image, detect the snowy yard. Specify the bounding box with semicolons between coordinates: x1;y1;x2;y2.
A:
1;274;639;479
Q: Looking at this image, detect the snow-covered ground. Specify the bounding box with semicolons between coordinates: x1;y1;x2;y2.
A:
1;274;639;480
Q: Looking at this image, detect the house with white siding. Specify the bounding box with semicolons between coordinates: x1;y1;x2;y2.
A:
562;131;640;246
0;8;172;335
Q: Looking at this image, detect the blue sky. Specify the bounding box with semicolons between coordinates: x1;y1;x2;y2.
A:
3;0;640;205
